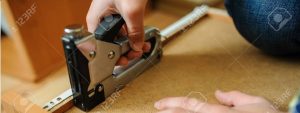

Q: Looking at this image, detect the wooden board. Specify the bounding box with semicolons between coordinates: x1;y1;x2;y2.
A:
2;9;300;113
2;0;91;81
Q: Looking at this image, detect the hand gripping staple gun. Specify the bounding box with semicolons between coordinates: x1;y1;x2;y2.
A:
62;14;163;111
44;5;208;112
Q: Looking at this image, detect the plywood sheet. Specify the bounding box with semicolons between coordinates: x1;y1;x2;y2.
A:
66;11;300;113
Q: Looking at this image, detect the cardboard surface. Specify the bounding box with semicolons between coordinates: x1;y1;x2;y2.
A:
66;11;300;113
2;9;300;113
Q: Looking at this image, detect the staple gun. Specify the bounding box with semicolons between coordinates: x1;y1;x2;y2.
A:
43;5;208;112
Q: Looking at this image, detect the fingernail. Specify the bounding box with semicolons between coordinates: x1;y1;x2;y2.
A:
154;101;161;109
132;42;144;52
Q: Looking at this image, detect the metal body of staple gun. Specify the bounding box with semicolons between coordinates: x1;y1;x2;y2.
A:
43;5;209;112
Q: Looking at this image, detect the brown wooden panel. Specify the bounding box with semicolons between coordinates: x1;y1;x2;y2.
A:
4;0;91;81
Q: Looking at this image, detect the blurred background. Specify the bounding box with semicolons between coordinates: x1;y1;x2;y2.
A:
1;0;224;93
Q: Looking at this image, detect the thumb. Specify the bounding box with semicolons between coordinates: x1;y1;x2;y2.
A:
215;90;269;107
116;0;146;51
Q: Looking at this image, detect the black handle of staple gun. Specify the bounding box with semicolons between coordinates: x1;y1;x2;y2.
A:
94;14;125;42
93;14;155;58
62;14;160;112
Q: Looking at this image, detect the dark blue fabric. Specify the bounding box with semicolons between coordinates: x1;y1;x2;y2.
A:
296;100;300;113
291;95;300;113
225;0;300;55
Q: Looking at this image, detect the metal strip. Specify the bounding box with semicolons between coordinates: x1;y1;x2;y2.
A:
42;89;73;111
160;5;209;42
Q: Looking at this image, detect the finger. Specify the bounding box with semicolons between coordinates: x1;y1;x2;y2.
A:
86;0;113;32
127;50;143;60
143;42;151;53
127;42;150;60
115;0;147;52
116;56;129;66
155;97;229;113
118;25;128;37
155;97;201;111
156;107;193;113
215;90;270;107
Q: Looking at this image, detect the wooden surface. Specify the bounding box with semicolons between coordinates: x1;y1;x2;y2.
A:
2;0;91;81
2;0;36;81
2;91;49;113
2;9;300;113
69;10;300;112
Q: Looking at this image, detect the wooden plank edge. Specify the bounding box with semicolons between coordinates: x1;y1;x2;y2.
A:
50;96;73;113
1;91;49;113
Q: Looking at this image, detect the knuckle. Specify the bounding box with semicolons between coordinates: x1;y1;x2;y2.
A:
128;29;144;41
180;98;198;108
229;90;241;95
122;3;143;16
